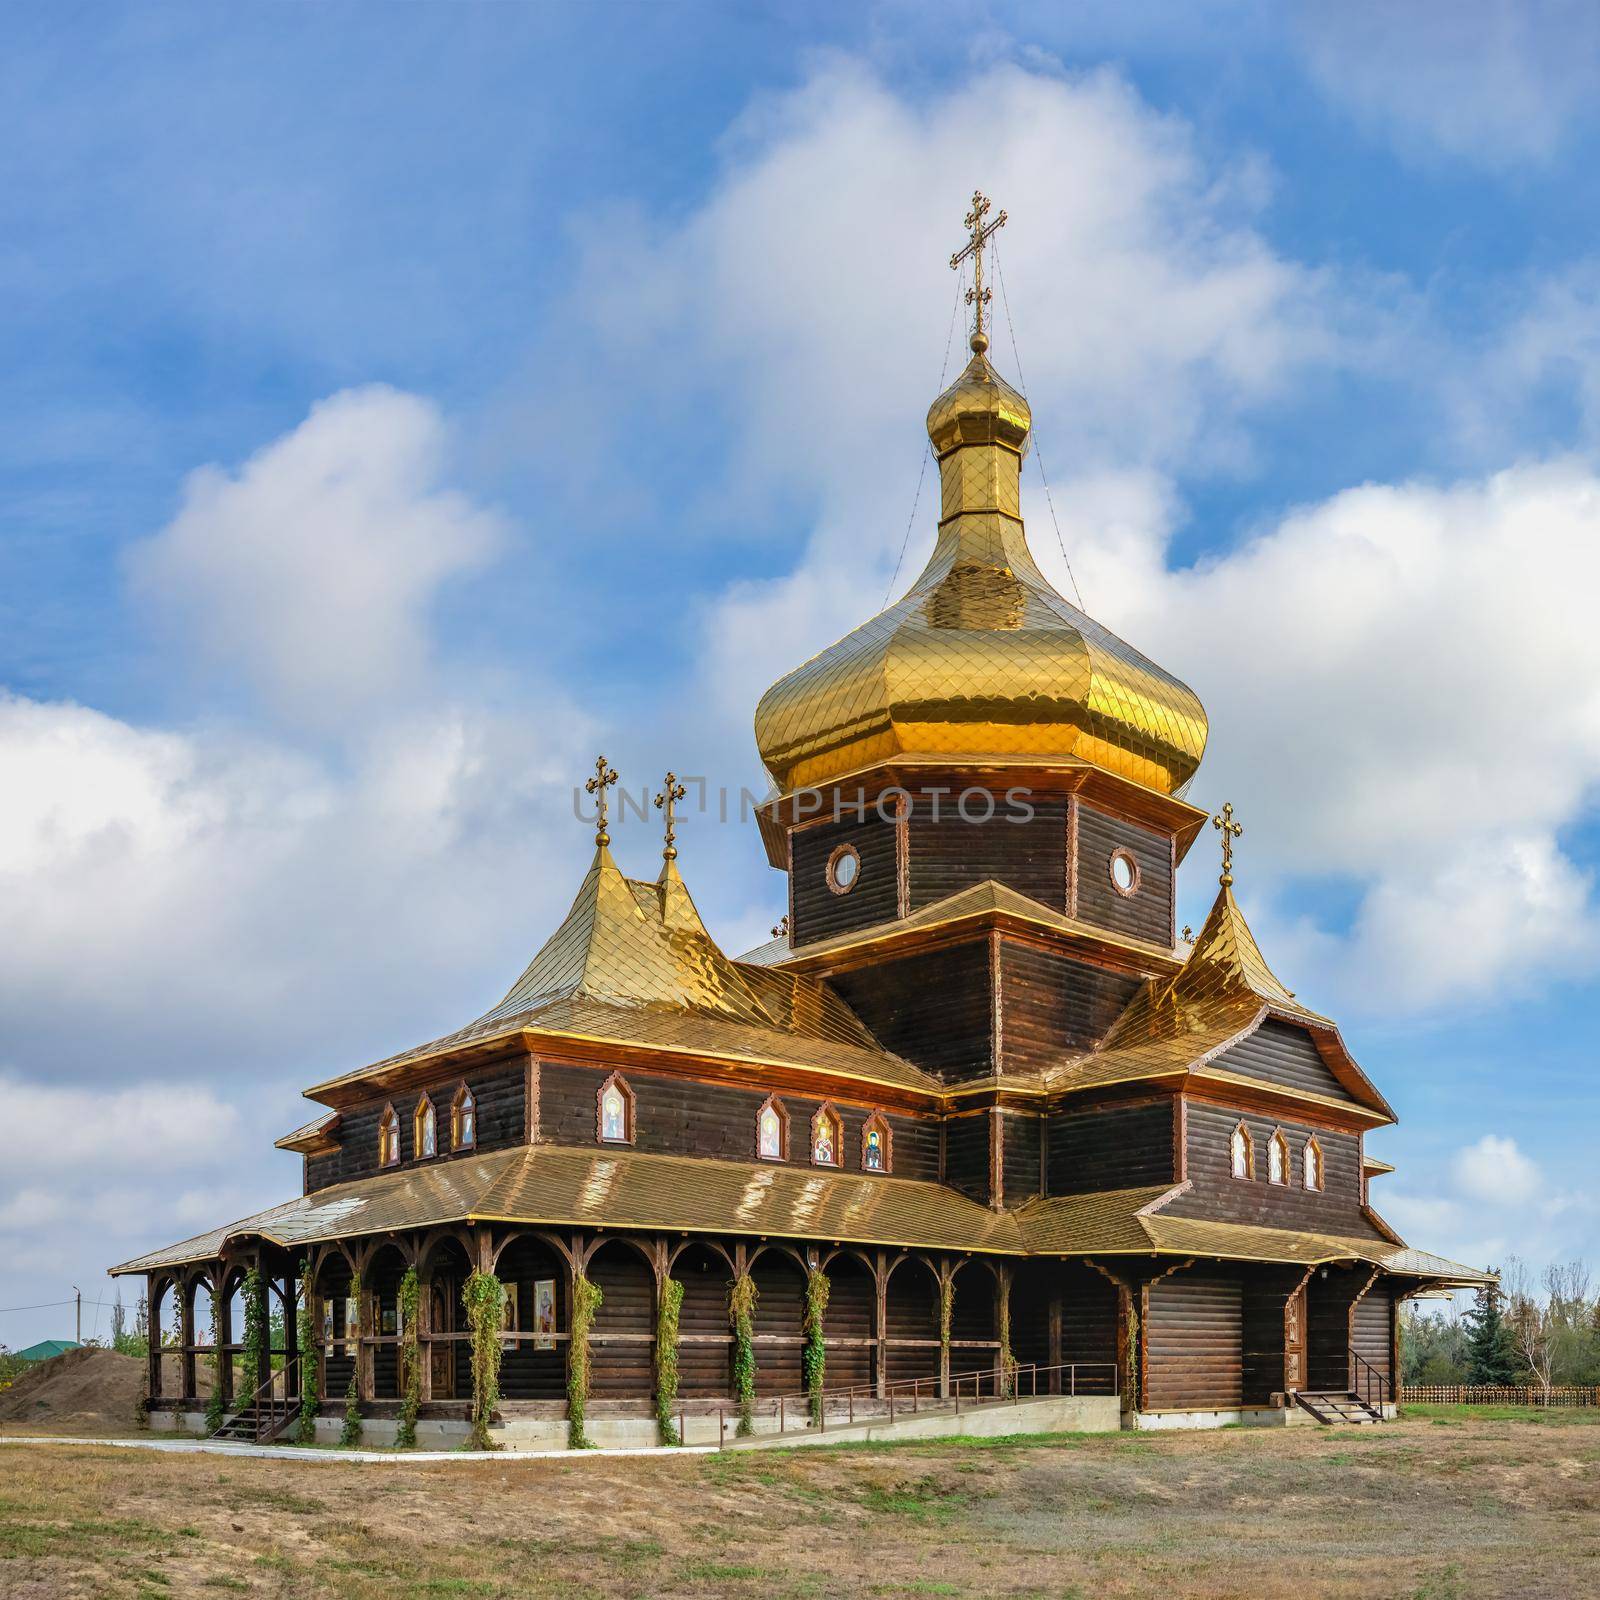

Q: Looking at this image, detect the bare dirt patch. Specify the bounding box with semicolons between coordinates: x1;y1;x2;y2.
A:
0;1414;1596;1597
0;1348;151;1436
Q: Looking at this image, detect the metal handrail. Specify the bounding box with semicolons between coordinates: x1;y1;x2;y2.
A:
1350;1348;1387;1414
704;1359;1118;1447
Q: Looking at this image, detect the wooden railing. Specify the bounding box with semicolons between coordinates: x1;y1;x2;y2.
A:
701;1360;1118;1448
207;1355;302;1443
1401;1385;1600;1407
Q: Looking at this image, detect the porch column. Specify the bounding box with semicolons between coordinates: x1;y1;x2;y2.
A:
417;1257;435;1405
282;1269;299;1401
216;1264;234;1404
146;1275;163;1401
1047;1276;1063;1397
938;1260;955;1400
178;1273;196;1401
873;1251;889;1400
997;1264;1013;1395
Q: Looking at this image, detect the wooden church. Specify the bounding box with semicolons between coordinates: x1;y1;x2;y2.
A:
112;195;1486;1446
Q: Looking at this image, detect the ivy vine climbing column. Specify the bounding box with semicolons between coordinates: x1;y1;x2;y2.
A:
803;1264;830;1427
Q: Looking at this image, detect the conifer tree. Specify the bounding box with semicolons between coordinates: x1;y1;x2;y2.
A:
1462;1276;1516;1386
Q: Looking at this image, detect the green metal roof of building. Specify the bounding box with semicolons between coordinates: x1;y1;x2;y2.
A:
14;1339;80;1363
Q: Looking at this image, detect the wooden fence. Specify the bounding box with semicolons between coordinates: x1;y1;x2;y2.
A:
1401;1385;1600;1407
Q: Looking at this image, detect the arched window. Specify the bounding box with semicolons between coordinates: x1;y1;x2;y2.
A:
378;1104;400;1168
1303;1136;1324;1192
597;1072;635;1144
452;1084;476;1151
414;1094;437;1160
756;1094;787;1161
811;1104;842;1168
1267;1129;1288;1186
1229;1121;1253;1181
861;1112;891;1173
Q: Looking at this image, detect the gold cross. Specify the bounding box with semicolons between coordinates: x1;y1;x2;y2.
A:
1212;802;1243;888
586;755;619;847
949;189;1007;353
653;771;687;861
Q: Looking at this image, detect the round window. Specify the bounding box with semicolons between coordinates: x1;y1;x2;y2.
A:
826;842;861;895
1108;848;1140;898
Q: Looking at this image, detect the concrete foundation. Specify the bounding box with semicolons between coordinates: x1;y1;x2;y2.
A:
722;1394;1121;1449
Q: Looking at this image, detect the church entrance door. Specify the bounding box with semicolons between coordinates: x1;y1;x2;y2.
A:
1284;1284;1307;1393
430;1281;455;1399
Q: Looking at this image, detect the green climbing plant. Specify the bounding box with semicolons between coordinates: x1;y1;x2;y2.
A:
1125;1301;1140;1414
655;1277;684;1445
729;1273;758;1438
240;1265;267;1400
339;1270;363;1448
567;1272;603;1450
295;1264;319;1446
939;1274;954;1391
203;1287;226;1436
802;1267;830;1427
396;1267;422;1449
996;1275;1016;1399
462;1270;505;1451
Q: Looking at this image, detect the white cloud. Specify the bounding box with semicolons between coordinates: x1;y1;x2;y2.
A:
127;386;504;726
1452;1134;1542;1205
1297;0;1600;167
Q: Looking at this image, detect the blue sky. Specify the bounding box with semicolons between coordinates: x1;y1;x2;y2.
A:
4;2;1599;1346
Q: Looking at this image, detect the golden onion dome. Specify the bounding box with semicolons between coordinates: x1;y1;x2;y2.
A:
753;343;1208;797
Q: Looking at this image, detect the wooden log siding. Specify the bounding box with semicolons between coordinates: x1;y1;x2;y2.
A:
1145;1272;1243;1411
1211;1019;1356;1104
790;812;900;946
586;1244;656;1400
1008;1262;1052;1376
884;1261;941;1384
828;940;995;1083
997;941;1143;1069
822;1257;875;1390
750;1255;807;1397
942;1111;993;1204
305;1059;527;1192
1046;1099;1175;1196
1073;803;1174;946
1351;1287;1394;1390
1001;1112;1043;1206
1058;1265;1118;1393
1306;1266;1375;1393
534;1062;938;1178
906;792;1069;914
674;1246;733;1398
1241;1266;1308;1405
1165;1103;1387;1238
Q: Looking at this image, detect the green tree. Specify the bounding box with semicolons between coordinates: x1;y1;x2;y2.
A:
1462;1277;1517;1386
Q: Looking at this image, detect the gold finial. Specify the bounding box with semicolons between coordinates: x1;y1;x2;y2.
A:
1212;802;1243;888
653;771;687;861
772;914;789;939
949;189;1007;354
585;755;619;847
1181;925;1194;944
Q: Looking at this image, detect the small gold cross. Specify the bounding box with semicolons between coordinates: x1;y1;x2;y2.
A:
1212;802;1243;888
949;189;1007;353
653;771;687;861
586;755;619;847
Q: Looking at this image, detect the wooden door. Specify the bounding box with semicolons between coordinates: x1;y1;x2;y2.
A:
1284;1284;1307;1393
430;1282;455;1399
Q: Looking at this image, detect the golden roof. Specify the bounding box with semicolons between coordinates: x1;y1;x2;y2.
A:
109;1150;1489;1285
753;345;1208;796
1044;883;1394;1120
307;845;939;1103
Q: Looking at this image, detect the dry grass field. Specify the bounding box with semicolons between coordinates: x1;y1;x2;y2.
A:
1;1408;1597;1599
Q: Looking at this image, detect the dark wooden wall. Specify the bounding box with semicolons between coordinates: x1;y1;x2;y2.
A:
823;1256;874;1389
1000;1112;1042;1206
1352;1287;1393;1390
1212;1020;1355;1104
1306;1267;1374;1393
828;940;994;1083
942;1112;992;1203
907;792;1068;913
674;1244;732;1398
1059;1265;1119;1392
536;1062;938;1179
997;941;1143;1069
1164;1102;1385;1238
1145;1271;1243;1411
791;812;899;946
587;1242;655;1400
1046;1098;1175;1196
750;1254;806;1396
1074;803;1173;946
884;1260;940;1384
498;1236;567;1402
1241;1266;1305;1405
305;1058;526;1192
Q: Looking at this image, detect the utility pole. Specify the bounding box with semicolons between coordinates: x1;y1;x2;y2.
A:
73;1286;81;1346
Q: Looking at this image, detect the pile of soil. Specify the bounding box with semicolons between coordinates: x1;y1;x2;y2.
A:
0;1345;152;1433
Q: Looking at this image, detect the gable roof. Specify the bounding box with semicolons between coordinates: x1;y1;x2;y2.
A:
306;846;937;1105
1045;884;1393;1120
